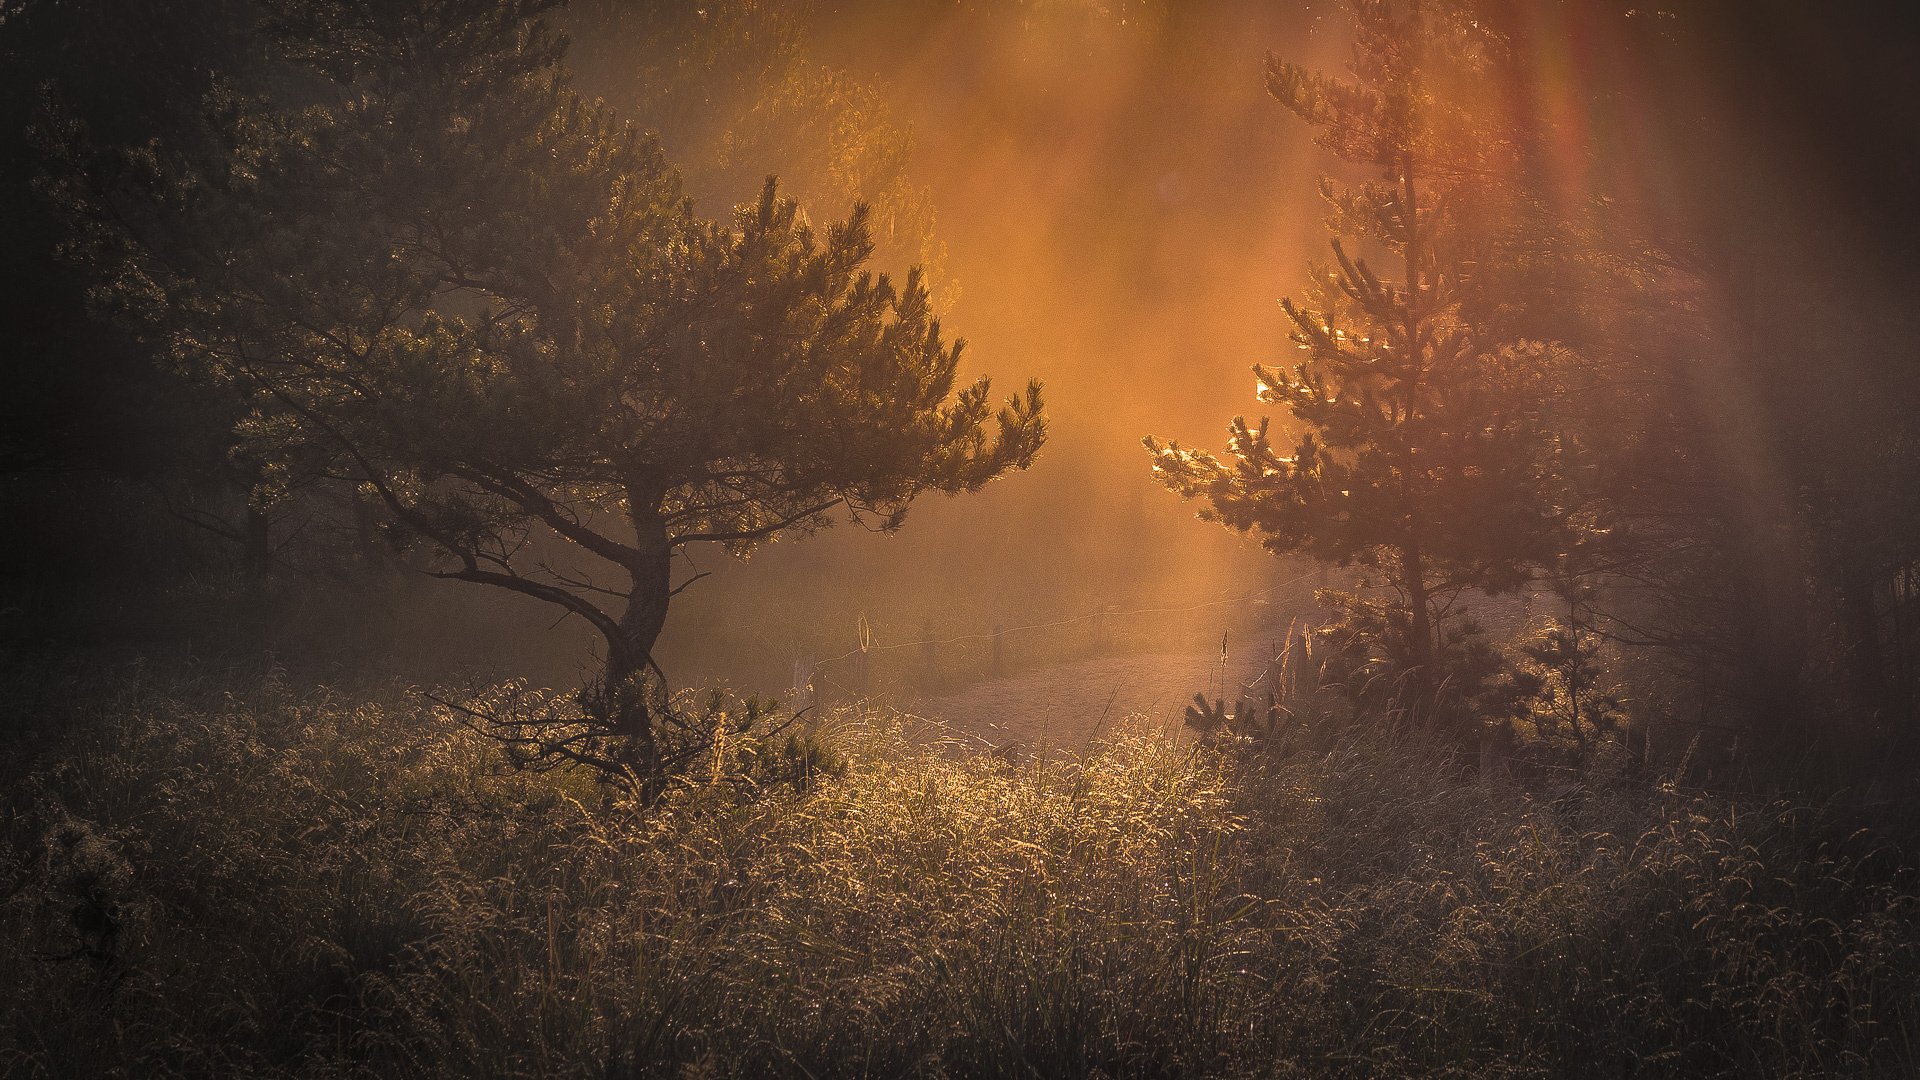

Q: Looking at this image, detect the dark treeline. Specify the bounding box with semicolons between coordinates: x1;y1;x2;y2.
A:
1506;0;1920;773
1512;0;1920;774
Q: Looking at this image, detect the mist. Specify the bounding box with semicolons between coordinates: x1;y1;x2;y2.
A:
550;3;1352;696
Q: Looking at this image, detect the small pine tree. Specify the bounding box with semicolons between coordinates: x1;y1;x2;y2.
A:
1145;0;1573;736
1516;565;1626;753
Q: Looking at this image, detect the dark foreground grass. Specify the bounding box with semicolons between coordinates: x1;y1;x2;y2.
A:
3;665;1918;1078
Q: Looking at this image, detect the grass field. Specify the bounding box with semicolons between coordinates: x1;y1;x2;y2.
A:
3;660;1918;1078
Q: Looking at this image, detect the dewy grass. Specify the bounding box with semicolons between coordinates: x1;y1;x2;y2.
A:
3;668;1918;1078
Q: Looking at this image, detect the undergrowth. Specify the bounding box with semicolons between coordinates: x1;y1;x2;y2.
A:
2;663;1917;1078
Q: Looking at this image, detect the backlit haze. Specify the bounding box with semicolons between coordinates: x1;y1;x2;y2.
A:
552;3;1350;694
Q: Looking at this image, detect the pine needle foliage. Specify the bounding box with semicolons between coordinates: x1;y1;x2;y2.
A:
1145;0;1575;736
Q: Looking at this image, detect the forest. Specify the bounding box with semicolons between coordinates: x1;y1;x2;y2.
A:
6;0;1920;1076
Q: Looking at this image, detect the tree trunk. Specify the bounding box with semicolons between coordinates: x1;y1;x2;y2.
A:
1725;520;1809;753
1400;539;1436;722
242;504;271;580
1838;573;1889;719
351;488;382;570
598;505;675;785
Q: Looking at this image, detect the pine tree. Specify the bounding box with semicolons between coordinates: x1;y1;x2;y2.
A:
55;0;1045;788
1144;0;1571;734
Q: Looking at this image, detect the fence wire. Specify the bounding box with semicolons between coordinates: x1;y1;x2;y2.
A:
809;566;1328;667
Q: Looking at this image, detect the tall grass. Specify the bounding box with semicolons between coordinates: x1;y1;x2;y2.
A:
3;664;1917;1077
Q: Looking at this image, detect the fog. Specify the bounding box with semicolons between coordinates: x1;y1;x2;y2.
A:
16;0;1910;711
493;3;1359;695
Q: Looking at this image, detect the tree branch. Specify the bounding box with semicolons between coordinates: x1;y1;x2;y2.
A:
670;498;843;547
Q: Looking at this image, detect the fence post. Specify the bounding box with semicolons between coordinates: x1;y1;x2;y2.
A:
850;615;872;699
991;624;1005;679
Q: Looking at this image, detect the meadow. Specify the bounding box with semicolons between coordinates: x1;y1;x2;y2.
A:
5;659;1916;1079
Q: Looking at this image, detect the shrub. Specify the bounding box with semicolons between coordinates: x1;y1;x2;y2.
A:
2;665;1916;1078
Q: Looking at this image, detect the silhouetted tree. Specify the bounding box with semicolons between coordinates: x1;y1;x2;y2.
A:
1;0;279;621
54;0;1044;786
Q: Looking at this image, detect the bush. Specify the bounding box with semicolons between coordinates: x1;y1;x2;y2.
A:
2;665;1917;1077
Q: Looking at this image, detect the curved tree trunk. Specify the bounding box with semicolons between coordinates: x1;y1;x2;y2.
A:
598;504;675;786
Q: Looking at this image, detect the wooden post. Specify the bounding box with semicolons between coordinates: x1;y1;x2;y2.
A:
1216;630;1229;701
850;615;872;699
991;624;1005;679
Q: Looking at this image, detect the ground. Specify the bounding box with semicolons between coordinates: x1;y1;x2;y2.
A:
911;649;1278;748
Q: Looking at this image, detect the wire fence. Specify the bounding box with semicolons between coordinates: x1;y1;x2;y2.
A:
788;566;1332;708
809;566;1329;667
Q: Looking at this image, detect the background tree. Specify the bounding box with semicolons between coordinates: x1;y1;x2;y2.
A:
0;0;286;643
54;0;1045;787
1145;0;1575;735
1472;0;1920;770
